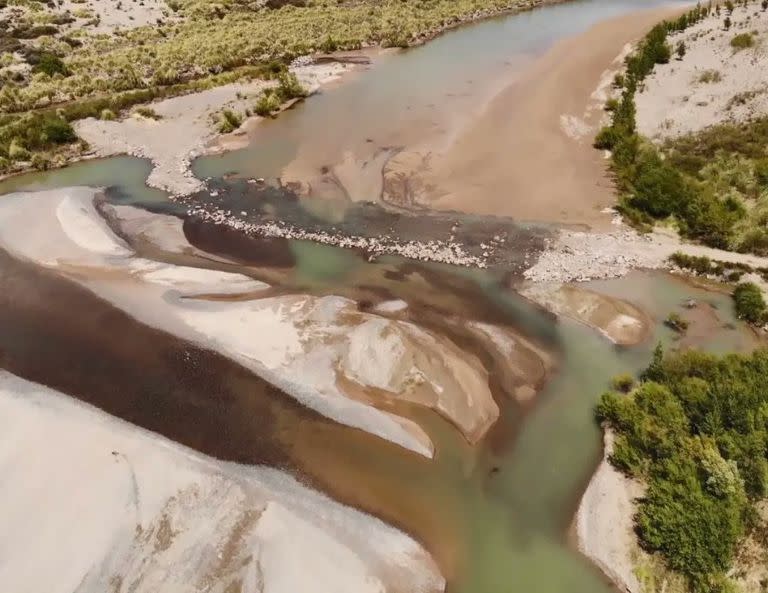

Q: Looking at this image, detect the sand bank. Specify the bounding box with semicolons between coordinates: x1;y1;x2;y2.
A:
74;63;350;196
0;186;517;455
575;430;644;593
522;283;651;345
637;4;768;140
384;7;685;229
0;370;444;593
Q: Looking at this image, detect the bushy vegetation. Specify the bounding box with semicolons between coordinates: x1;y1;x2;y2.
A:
597;3;768;254
733;282;767;323
215;108;242;133
596;346;768;592
664;312;689;333
2;0;537;114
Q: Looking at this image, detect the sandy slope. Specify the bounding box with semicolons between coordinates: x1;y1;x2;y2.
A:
0;371;444;593
521;283;650;345
637;4;768;140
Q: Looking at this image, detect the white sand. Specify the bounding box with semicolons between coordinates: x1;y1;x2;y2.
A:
0;371;444;593
75;63;349;196
575;430;644;593
637;5;768;140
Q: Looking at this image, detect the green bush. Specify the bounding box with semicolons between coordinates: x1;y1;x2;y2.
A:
40;118;76;144
664;312;689;333
134;106;162;120
275;72;308;101
254;89;281;116
610;373;634;393
628;151;692;218
217;109;242;133
597;347;768;591
32;53;68;77
733;282;766;323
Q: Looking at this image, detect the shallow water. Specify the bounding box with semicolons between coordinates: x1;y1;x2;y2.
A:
192;0;690;199
0;2;744;593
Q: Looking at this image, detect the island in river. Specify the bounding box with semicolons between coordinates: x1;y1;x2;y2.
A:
1;1;768;593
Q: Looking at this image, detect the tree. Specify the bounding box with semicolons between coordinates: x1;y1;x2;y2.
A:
724;16;732;29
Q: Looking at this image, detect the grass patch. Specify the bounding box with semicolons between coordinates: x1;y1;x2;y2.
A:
730;32;755;50
698;69;722;84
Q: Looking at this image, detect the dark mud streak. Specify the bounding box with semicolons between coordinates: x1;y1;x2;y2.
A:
0;247;454;577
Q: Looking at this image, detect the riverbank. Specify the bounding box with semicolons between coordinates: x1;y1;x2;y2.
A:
0;0;570;182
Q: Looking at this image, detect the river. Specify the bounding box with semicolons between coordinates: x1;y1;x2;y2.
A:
0;2;754;593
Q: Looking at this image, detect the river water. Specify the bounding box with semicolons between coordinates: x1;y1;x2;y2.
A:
0;2;752;593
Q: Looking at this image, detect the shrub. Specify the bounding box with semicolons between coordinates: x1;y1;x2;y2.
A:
217;109;242;133
610;373;635;393
676;40;686;59
629;151;692;218
593;125;621;150
596;347;768;591
100;109;116;121
275;72;308;101
730;32;755;50
254;90;281;116
134;106;162;120
698;69;722;84
664;312;689;333
32;53;68;77
8;138;29;161
732;282;766;323
40;118;76;144
30;152;51;170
